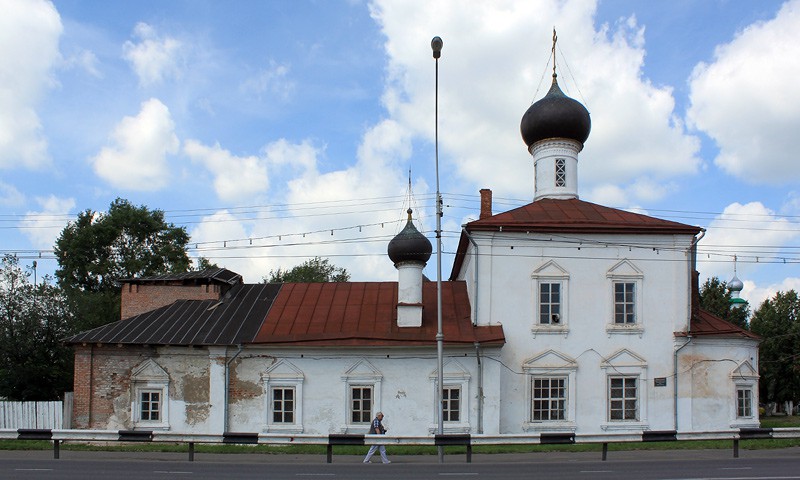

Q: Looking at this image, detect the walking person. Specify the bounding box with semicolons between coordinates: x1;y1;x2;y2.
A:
362;412;390;464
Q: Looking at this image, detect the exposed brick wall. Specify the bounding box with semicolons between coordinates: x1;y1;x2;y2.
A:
72;344;157;429
121;283;223;319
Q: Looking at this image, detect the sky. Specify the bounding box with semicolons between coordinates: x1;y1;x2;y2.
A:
1;0;798;310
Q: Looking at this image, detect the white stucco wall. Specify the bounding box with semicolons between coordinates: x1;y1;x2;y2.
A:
454;229;746;434
144;345;503;436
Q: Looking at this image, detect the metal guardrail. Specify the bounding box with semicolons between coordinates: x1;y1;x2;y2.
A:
1;428;799;463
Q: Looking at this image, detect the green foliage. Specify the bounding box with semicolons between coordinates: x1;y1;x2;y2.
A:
54;198;191;330
750;290;800;405
264;257;350;283
0;255;74;400
699;276;749;328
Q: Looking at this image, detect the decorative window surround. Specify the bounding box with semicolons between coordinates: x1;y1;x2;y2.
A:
522;350;577;432
262;360;305;433
131;359;170;430
428;360;471;433
601;349;648;431
730;361;759;428
531;260;570;337
606;260;644;336
341;359;382;433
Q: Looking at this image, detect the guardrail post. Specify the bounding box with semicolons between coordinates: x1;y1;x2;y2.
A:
602;442;608;461
326;444;333;463
733;439;739;458
53;440;60;459
466;443;472;463
188;442;194;462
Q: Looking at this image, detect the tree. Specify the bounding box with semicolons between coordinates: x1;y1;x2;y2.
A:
699;276;749;329
264;257;350;283
749;290;800;409
0;255;74;400
54;198;191;330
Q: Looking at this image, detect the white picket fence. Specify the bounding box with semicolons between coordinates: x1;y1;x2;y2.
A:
0;401;64;429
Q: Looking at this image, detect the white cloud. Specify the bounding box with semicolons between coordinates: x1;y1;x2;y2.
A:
240;61;294;100
697;201;799;282
61;49;102;78
0;181;24;207
123;22;183;86
687;0;800;184
185;119;420;282
19;195;75;250
742;277;800;311
91;98;178;190
0;0;61;169
371;0;701;200
184;140;270;203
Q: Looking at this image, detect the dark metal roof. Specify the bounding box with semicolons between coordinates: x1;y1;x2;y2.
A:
66;283;279;346
121;268;242;286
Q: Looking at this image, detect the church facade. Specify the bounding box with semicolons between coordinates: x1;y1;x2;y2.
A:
67;63;759;437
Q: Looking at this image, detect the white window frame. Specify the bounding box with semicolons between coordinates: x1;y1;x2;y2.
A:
600;349;648;431
442;386;462;422
730;360;759;428
736;387;753;419
531;261;570;336
130;359;170;430
606;260;644;335
341;360;382;433
531;376;567;421
608;376;639;421
349;385;374;425
522;351;577;432
429;360;471;433
262;360;305;433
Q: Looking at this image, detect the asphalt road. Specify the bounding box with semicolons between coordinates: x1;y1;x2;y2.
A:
1;447;799;480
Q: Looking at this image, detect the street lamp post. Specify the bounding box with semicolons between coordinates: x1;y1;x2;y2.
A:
431;35;444;464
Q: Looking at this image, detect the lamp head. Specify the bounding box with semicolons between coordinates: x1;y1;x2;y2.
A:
431;36;443;59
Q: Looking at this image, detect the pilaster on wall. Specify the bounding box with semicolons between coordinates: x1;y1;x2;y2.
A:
72;345;92;429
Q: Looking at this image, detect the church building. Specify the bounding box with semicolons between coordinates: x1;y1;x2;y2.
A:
67;56;759;438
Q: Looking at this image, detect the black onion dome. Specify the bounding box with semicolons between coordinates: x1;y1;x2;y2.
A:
388;209;432;264
520;76;591;148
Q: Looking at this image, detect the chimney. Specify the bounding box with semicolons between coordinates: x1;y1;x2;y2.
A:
479;188;492;219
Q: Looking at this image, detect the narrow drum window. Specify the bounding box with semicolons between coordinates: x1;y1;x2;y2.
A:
555;158;566;187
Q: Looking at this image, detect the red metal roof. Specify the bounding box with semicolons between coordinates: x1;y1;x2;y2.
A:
683;309;760;340
467;198;701;234
253;281;505;347
451;198;702;279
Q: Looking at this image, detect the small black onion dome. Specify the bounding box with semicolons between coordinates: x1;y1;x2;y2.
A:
388;209;432;264
520;75;591;148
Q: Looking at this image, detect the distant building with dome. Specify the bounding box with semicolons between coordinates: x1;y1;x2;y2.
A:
66;50;758;438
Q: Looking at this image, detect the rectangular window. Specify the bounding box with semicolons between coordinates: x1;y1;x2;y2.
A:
614;282;636;324
609;377;638;421
555;158;566;187
539;282;561;324
737;388;753;418
139;390;161;422
531;377;566;421
272;387;295;423
350;386;373;424
443;387;461;422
